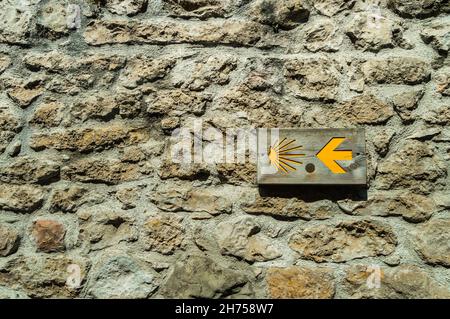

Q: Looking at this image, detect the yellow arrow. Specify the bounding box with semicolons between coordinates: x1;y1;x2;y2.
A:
316;137;352;174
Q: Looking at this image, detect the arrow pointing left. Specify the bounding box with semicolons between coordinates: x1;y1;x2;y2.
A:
316;137;352;174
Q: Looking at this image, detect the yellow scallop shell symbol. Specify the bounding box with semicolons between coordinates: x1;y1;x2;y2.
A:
268;138;304;174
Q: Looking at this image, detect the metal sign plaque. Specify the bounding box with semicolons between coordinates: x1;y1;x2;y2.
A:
257;128;366;185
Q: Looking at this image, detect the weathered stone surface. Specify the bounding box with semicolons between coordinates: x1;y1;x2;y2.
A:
37;1;68;38
185;189;233;215
241;196;334;220
215;216;281;262
30;123;149;152
116;187;139;209
105;0;148;16
304;18;342;52
24;52;126;74
86;255;156;298
5;78;45;108
414;218;450;267
0;224;20;257
84;19;267;46
141;214;184;255
0;255;89;298
0;287;28;299
29;99;64;128
0;54;11;74
146;89;211;116
119;56;174;89
78;209;137;250
163;0;232;19
266;267;335;299
388;0;444;18
0;184;45;213
346;13;407;52
149;183;232;216
32;220;66;253
376;140;447;194
61;157;150;185
0;156;60;184
423;105;450;124
313;0;355;17
392;88;424;122
217;163;256;185
435;67;450;96
248;0;310;30
361;57;430;85
338;192;437;223
372;128;395;156
0;106;21;154
162;254;251;298
332;94;394;125
421;17;450;53
172;55;237;91
289;220;397;262
49;186;101;213
344;264;450;298
284;57;340;102
0;1;35;45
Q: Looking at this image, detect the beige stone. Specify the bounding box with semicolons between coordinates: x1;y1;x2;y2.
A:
30;123;150;152
344;264;450;298
414;218;450;267
284;57;340;102
266;267;335;299
0;156;60;184
0;184;45;213
289;220;397;262
0;224;20;257
376;140;447;194
141;214;184;254
84;18;267;46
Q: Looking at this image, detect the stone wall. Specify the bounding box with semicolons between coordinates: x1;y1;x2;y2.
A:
0;0;449;299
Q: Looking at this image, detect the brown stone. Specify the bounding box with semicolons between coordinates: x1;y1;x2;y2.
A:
289;220;397;262
248;0;310;30
266;267;335;299
333;94;394;125
344;264;450;298
29;123;150;152
6;78;45;108
338;192;438;223
284;57;340;102
361;57;430;85
0;184;45;213
146;89;211;116
376;140;447;194
304;18;342;52
32;220;66;253
313;0;355;17
61;157;150;185
119;56;175;89
392;88;424;122
215;216;281;262
423;105;450;124
172;55;237;91
163;0;233;19
84;18;267;47
78;209;137;250
141;214;184;255
0;54;11;74
0;156;60;184
217;163;256;185
49;186;88;213
29;100;64;128
0;224;20;257
0;255;89;298
414;218;450;267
